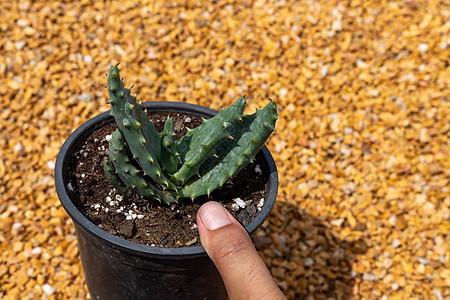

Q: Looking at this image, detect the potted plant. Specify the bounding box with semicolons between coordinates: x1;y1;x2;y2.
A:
54;65;279;299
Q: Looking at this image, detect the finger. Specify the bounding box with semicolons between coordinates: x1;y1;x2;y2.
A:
197;201;285;300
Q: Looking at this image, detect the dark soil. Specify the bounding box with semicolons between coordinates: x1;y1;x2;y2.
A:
65;111;268;248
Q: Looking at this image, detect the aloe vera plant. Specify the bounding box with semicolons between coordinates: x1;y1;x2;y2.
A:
103;65;277;204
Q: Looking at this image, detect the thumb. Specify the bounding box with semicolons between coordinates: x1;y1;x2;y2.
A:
197;201;285;300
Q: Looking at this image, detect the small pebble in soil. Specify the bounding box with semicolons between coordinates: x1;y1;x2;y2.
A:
224;180;233;188
118;221;134;237
255;165;262;175
237;211;252;226
246;204;257;215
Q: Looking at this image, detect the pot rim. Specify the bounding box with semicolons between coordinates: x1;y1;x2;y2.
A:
55;101;278;260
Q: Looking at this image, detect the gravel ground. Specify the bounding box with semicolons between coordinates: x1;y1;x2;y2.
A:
1;0;449;299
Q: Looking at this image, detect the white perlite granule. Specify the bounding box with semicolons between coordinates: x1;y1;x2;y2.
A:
232;198;246;208
230;203;240;211
257;198;265;211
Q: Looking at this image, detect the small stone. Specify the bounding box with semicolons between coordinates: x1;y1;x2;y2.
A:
388;215;397;226
367;89;380;97
46;160;55;170
118;221;134;237
253;236;272;249
363;273;379;281
271;267;285;278
423;202;435;215
307;179;319;189
304;257;314;267
246;204;257;215
224;180;233;188
331;19;343;32
11;223;23;236
114;44;126;56
297;137;309;147
237;211;252;226
271;248;282;257
343;127;353;135
16;19;28;27
417;257;429;265
31;247;42;255
330;218;344;227
24;27;36;36
354;223;367;231
184;237;197;246
419;128;430;143
417;263;426;274
83;55;93;64
230;203;240;211
286;103;296;113
392;238;401;248
320;65;329;77
279;88;288;98
42;284;56;295
383;257;392;269
15;41;26;50
78;93;92;102
418;43;428;52
13;143;24;153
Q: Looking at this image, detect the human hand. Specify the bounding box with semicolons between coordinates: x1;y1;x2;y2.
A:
197;201;286;300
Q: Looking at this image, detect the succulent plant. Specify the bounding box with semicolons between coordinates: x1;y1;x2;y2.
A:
103;65;277;204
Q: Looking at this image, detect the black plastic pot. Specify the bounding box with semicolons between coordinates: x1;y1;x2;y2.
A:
54;101;278;300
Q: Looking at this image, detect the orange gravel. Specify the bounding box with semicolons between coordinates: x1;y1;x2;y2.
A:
0;1;449;299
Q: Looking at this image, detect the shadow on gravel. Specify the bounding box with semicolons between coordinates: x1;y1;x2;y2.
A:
253;201;367;300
